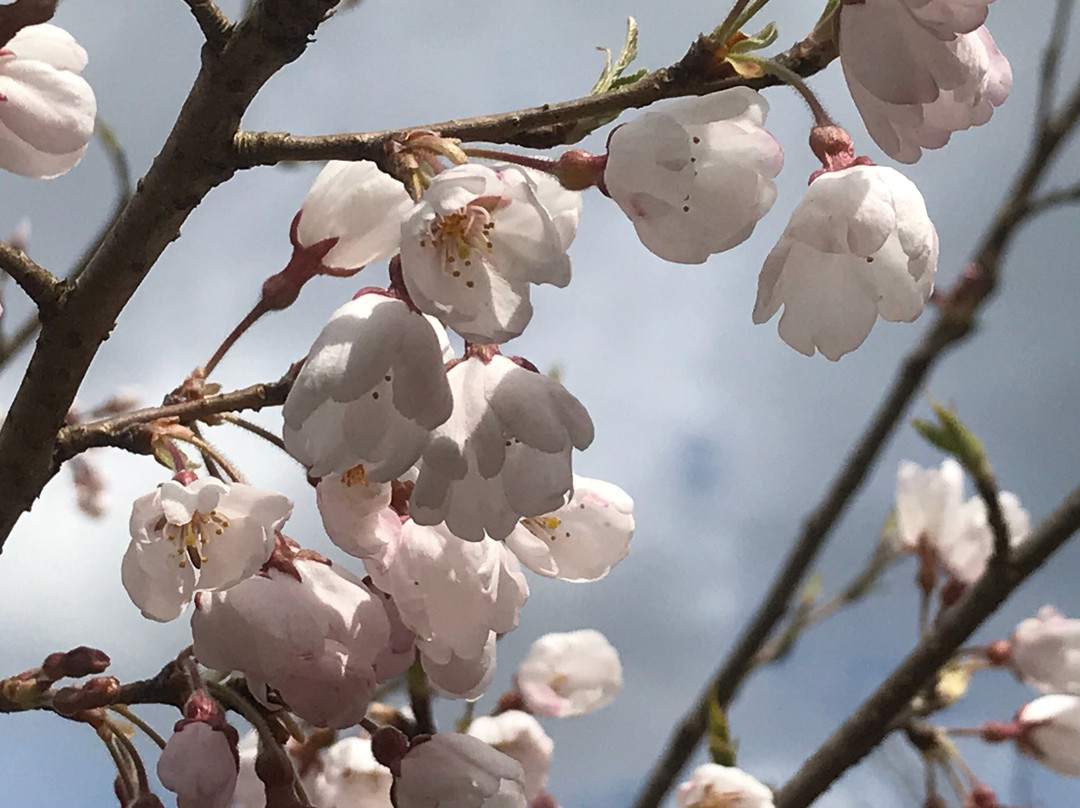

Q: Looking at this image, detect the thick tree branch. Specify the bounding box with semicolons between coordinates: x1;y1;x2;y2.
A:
0;0;339;554
0;242;63;313
631;54;1080;808
232;26;839;166
774;482;1080;808
183;0;232;51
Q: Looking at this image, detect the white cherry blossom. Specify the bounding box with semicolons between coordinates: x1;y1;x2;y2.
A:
283;292;454;481
753;164;937;360
514;629;622;717
676;764;776;808
294;160;412;272
316;470;402;569
121;476;293;622
467;711;553;802
396;734;527;808
505;475;633;582
1008;606;1080;695
411;351;594;541
0;24;96;178
604;87;783;263
366;520;528;698
399;163;580;343
157;691;239;808
307;735;393;808
942;490;1029;583
840;0;1009;162
1015;694;1080;776
192;557;397;729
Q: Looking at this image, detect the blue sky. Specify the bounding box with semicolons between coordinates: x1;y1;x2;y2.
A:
0;1;1079;807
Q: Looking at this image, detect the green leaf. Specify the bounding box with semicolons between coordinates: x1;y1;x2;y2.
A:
912;401;990;478
707;696;739;766
728;21;778;54
589;17;640;95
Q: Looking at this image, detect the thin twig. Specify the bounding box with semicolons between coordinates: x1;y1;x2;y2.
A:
0;242;62;312
108;704;168;750
231;23;839;165
1036;0;1076;125
1024;182;1080;216
774;482;1080;808
218;412;289;452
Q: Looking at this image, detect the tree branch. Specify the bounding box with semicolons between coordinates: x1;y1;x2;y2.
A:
182;0;232;52
0;0;340;554
232;25;839;166
55;366;298;464
0;242;63;313
774;482;1080;808
631;46;1080;808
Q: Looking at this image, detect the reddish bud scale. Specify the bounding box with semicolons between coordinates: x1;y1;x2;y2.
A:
41;646;111;681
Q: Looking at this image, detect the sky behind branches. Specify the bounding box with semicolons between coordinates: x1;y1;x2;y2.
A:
1;1;1079;807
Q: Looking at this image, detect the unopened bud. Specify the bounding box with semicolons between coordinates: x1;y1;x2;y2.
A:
52;676;120;716
371;725;410;775
41;646;110;681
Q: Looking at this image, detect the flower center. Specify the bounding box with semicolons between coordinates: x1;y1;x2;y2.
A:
164;510;231;569
341;464;370;487
418;195;506;279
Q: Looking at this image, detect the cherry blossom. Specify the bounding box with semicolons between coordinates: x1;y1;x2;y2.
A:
604;87;783;263
316;470;402;568
395;734;528;808
1002;606;1080;694
283;291;454;480
676;764;776;808
192;556;399;728
839;0;1009;162
411;350;594;541
752;163;937;360
0;24;96;178
121;476;293;622
893;458;1029;584
308;735;393;808
157;691;239;808
467;711;553;803
505;475;633;582
365;519;528;698
1014;694;1080;776
293;160;413;272
513;629;622;717
399;163;581;343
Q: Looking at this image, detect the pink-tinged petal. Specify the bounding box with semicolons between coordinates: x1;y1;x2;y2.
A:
121;538;195;623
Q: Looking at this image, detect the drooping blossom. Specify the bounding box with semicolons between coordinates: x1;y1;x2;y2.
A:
1010;695;1080;776
839;0;1009;162
604;87;783;263
513;629;622;717
467;711;553;803
293;160;413;272
121;475;293;622
395;734;528;808
366;520;528;698
192;555;403;729
399;163;581;343
676;764;776;808
307;735;393;808
316;470;402;569
0;24;96;178
283;291;454;480
894;458;1029;585
411;350;594;541
505;475;633;582
157;691;240;808
1001;606;1080;694
753;145;937;360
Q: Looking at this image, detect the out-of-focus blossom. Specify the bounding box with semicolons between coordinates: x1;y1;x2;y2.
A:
395;734;527;808
1004;606;1080;694
122;476;292;622
604;87;782;263
0;24;96;178
468;711;553;802
1014;694;1080;776
307;735;393;808
400;163;580;343
676;764;776;808
513;630;622;717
